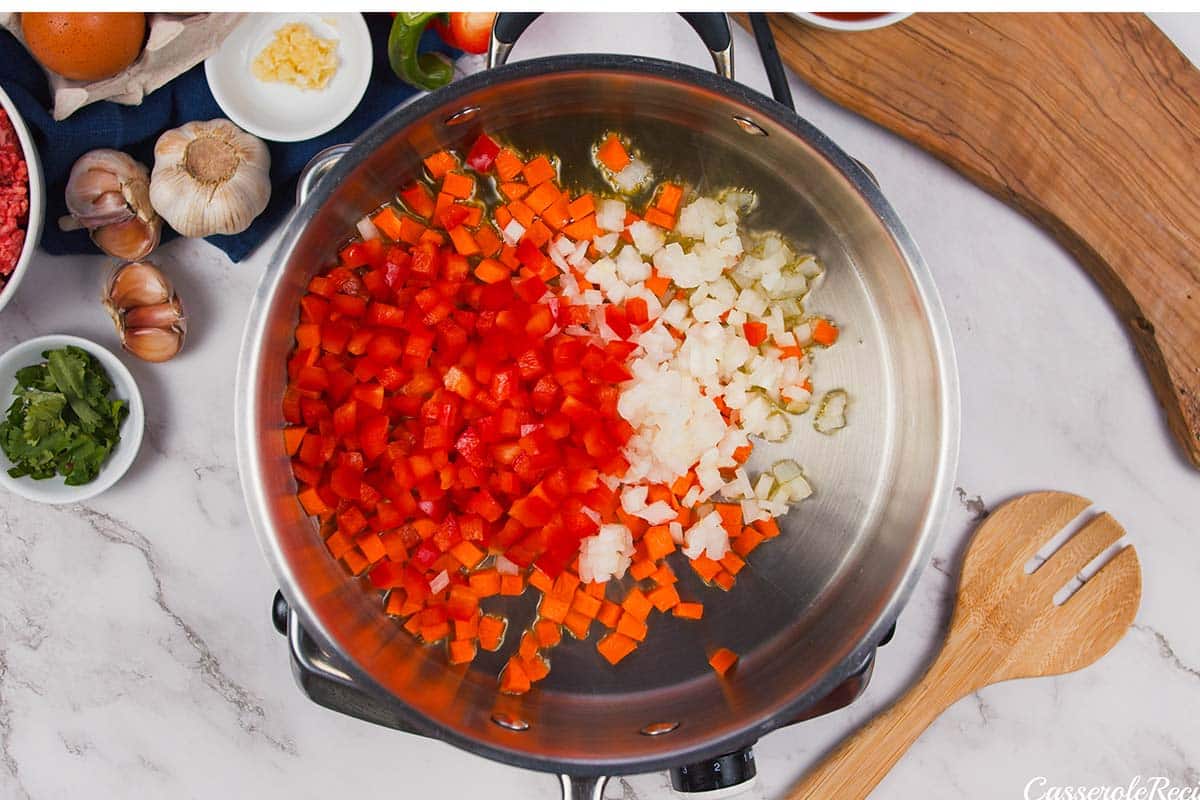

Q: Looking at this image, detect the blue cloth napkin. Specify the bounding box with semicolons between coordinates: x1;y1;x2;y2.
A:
0;14;457;262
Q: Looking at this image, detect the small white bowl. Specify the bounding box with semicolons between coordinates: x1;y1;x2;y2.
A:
205;13;373;143
0;335;145;505
0;86;45;314
792;12;912;32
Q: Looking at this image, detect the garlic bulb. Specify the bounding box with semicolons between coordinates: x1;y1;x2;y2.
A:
61;149;162;260
149;119;271;238
104;261;187;363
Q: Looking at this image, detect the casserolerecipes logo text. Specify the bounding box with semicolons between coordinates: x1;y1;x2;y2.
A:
1026;776;1200;800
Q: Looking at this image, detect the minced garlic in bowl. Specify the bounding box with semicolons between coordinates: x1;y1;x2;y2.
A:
251;23;338;91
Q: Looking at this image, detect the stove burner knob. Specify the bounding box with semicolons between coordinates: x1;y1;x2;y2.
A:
271;591;289;636
669;746;756;795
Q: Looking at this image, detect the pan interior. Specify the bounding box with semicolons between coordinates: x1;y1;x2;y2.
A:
242;60;952;772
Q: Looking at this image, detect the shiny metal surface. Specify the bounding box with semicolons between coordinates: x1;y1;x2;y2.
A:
235;55;959;775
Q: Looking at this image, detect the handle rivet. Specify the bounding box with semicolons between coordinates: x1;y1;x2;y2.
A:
444;106;482;126
732;115;768;136
640;721;680;736
491;712;530;731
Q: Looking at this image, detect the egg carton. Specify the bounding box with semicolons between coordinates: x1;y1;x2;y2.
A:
0;13;245;121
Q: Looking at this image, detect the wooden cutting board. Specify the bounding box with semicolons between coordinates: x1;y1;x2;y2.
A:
743;13;1200;468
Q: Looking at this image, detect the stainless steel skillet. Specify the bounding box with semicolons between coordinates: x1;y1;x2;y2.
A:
236;13;959;799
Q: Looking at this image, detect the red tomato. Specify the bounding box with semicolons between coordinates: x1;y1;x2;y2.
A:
434;12;495;55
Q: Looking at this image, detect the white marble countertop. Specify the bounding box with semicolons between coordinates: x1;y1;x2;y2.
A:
2;13;1198;800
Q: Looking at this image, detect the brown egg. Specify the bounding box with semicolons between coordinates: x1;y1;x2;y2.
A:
21;13;146;82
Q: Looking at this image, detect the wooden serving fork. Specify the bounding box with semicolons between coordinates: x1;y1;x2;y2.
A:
788;491;1142;800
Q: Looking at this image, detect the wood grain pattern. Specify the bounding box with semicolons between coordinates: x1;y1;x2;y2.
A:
745;13;1200;467
786;491;1142;800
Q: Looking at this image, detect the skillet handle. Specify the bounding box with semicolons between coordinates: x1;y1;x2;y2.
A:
488;13;734;80
559;775;608;800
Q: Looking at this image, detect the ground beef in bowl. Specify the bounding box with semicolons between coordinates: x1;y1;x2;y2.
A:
0;109;30;294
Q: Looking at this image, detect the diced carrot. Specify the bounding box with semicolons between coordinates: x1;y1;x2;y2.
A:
519;631;539;660
753;517;781;539
418;228;445;246
629;559;657;581
499;658;531;694
644;270;671;297
468;568;501;597
597;632;638;665
421;621;451;643
549;571;578;600
384;589;408;616
708;647;738;676
562;215;599;241
524;219;553;248
714;504;743;538
713;570;736;591
585;580;607;599
673;602;704;620
534;618;562;648
778;345;804;360
474;258;510;284
616;611;648;642
690;555;723;583
621;588;653;621
733;527;765;557
646;583;680;612
720;551;746;575
571;590;603;619
441;171;475;199
656;182;684;215
371;207;405;240
539;594;570;623
812;318;839;346
615;508;648;540
646;484;674;507
423;150;458;179
731;445;753;464
563;610;592;640
650;563;677;586
298;487;330;516
528;568;554;593
642;525;676;561
500;573;525;596
448;638;477;664
473;225;502;258
522;653;551;682
463;204;484;227
508;200;536;228
398;214;427;245
597;134;631;172
454;614;479;640
522;155;557;186
597;599;622;629
643;207;675;230
400;182;436;218
494;204;513;230
478;615;507;651
541;196;571;230
325;531;353;560
402;614;422;637
448;225;480;256
283;427;307;456
568;193;595;220
357;533;386;563
670;472;694;497
495;149;524;181
450;540;485;569
524;181;562;214
499;181;529;200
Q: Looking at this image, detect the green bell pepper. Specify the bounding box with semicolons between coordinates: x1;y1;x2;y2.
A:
388;12;454;92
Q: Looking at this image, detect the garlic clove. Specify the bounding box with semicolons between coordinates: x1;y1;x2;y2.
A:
122;327;184;363
150;119;272;238
91;214;161;261
64;149;152;228
122;298;184;330
106;260;172;309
